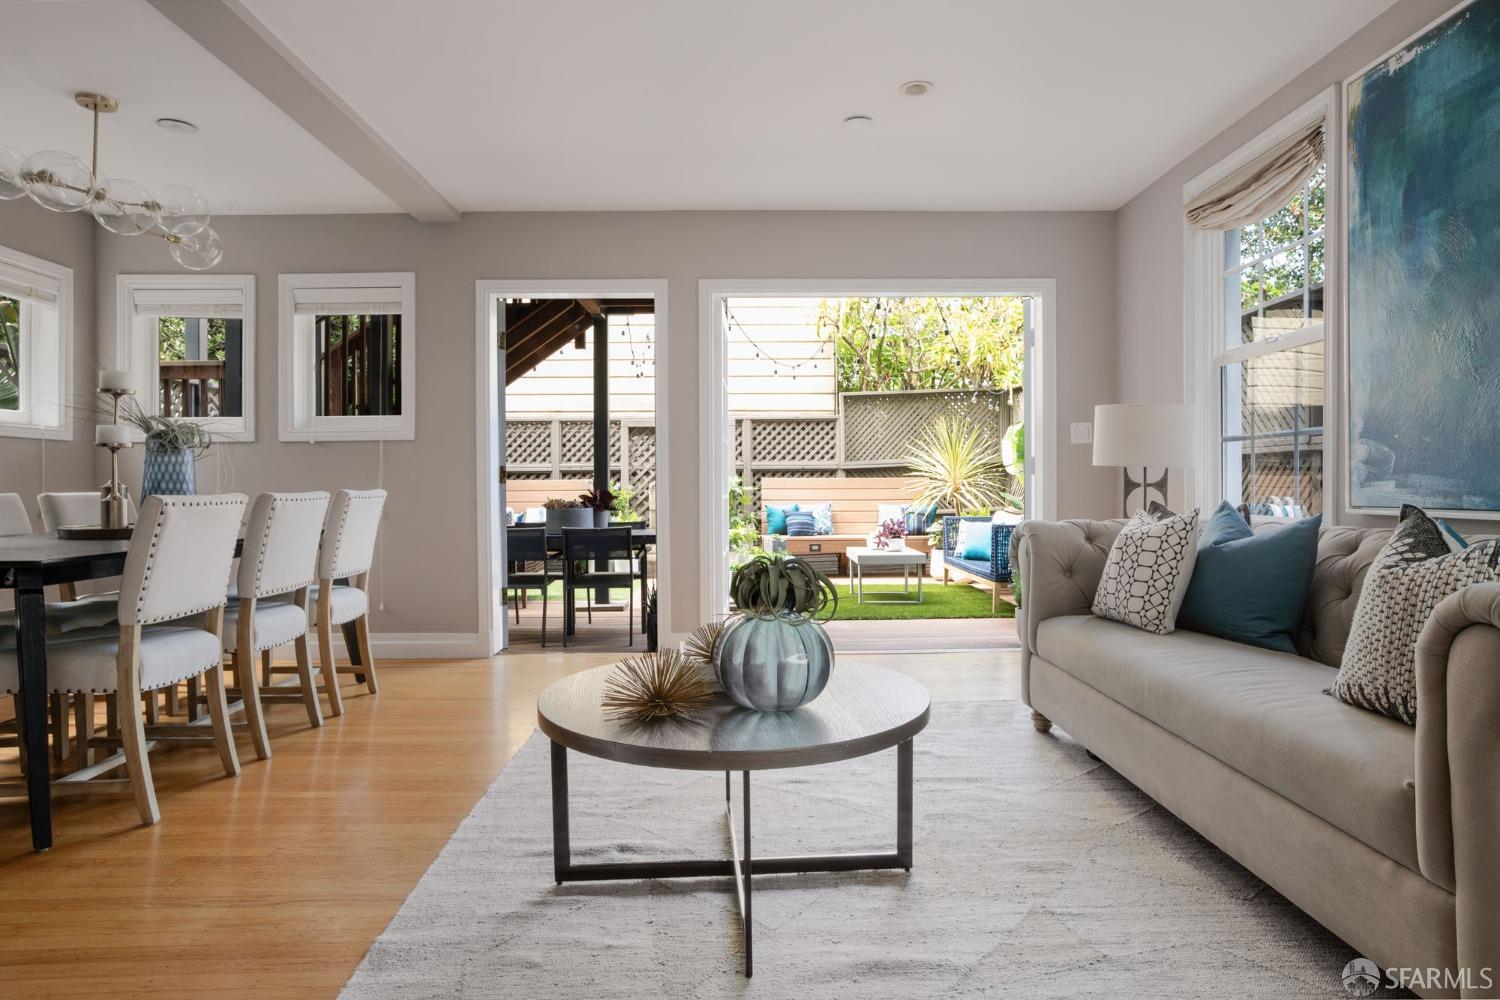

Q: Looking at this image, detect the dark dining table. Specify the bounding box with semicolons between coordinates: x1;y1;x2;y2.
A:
1;531;288;854
509;526;656;636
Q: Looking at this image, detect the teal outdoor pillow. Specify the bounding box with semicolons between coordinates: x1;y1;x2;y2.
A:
1177;501;1321;653
956;520;991;560
765;503;796;535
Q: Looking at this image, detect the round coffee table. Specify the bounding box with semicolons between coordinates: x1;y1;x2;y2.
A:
537;663;930;977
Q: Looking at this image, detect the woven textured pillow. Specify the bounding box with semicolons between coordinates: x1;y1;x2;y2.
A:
1329;505;1500;724
784;510;817;537
1091;508;1200;635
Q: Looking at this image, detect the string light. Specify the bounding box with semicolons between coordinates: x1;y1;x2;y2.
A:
723;301;824;376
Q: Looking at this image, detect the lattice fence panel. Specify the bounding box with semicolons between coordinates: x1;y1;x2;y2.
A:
627;427;657;514
507;421;552;467
751;418;837;464
560;421;593;465
842;390;1016;464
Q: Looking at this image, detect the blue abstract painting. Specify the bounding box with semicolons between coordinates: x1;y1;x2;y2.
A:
1346;0;1500;513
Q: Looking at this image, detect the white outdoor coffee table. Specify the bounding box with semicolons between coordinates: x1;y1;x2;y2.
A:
847;546;929;604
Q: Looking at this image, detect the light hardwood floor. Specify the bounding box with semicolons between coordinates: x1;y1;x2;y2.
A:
0;648;1020;999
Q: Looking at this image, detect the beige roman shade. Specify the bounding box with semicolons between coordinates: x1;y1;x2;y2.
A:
1185;120;1324;231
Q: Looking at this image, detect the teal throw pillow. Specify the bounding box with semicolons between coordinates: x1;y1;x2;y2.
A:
1177;500;1321;653
956;520;992;560
765;503;796;535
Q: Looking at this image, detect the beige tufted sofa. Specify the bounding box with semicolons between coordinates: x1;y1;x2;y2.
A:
1014;519;1500;999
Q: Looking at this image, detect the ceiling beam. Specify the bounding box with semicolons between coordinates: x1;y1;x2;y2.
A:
147;0;459;223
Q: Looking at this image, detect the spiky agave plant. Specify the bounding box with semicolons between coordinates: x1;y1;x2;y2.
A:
906;415;1010;513
729;552;837;622
601;648;717;723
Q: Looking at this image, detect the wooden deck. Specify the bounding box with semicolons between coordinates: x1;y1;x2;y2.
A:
502;575;1018;654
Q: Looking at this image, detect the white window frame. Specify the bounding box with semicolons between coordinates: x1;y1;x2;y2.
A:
115;274;256;442
278;272;415;442
1183;88;1337;515
0;244;72;440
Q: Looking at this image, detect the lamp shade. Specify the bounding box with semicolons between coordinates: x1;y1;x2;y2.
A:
1092;403;1197;468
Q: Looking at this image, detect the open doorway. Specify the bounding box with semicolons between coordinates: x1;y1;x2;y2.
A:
699;280;1055;651
475;280;669;655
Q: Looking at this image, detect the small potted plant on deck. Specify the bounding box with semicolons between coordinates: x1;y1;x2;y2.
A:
578;485;616;528
543;497;593;532
868;516;907;550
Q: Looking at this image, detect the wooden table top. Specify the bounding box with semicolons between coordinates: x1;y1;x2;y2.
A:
537;663;929;771
0;533;132;569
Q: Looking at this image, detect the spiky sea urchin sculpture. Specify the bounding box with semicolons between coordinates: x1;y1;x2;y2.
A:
682;614;739;669
601;648;716;723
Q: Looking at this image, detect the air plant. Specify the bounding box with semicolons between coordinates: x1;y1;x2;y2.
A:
601;649;716;723
729;552;837;622
110;395;216;454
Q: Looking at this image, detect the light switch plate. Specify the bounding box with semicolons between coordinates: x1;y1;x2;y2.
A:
1070;422;1093;445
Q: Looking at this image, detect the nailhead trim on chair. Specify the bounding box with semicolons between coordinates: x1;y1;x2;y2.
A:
249;493;325;599
324;490;385;579
135;495;245;626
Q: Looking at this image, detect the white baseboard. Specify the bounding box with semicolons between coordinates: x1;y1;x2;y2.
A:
331;632;491;661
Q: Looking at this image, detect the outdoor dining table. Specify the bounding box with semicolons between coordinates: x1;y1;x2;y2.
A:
0;530;366;854
511;526;656;636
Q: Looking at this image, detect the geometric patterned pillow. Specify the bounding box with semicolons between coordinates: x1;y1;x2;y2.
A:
1091;508;1200;635
1328;505;1500;725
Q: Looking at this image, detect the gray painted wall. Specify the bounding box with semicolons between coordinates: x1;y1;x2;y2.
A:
1113;0;1473;528
0;196;97;531
92;210;1119;638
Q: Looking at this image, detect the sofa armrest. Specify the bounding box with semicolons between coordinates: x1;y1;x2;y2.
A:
1414;582;1500;986
1012;519;1124;704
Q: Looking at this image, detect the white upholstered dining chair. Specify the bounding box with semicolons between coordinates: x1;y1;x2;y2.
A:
0;494;247;826
221;491;329;757
311;489;386;717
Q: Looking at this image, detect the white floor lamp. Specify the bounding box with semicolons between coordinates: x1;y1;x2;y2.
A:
1093;403;1197;516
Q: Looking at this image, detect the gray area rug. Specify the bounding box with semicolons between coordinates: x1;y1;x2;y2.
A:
342;699;1387;999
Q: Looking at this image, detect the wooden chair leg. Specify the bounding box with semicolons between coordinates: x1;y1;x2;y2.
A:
12;694;26;774
293;634;322;727
50;693;69;762
202;663;240;778
993;584;1000;614
105;693;119;738
316;615;343;717
355;615;377;695
260;648;275;689
118;636;161;826
73;691;94;767
144;688;160;726
186;675;202;723
166;684;181;716
236;648;272;761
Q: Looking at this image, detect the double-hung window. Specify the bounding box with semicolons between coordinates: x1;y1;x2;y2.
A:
279;273;415;441
117;275;256;440
1186;95;1330;518
0;245;72;439
1218;166;1326;516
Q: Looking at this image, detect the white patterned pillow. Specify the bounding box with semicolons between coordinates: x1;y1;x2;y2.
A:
1329;506;1500;724
1091;509;1200;635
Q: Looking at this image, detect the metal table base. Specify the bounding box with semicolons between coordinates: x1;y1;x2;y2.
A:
549;738;915;978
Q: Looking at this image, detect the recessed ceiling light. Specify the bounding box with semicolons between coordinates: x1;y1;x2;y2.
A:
843;114;874;126
900;80;934;97
156;117;198;134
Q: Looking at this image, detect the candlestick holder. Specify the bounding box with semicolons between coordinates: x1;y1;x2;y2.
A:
97;382;136;530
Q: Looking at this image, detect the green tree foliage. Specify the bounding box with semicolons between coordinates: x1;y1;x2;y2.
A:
158;317;228;362
1238;165;1325;313
814;296;1024;394
0;295;19;411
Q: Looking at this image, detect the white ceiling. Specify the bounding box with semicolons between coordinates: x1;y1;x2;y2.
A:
0;0;397;214
4;0;1397;215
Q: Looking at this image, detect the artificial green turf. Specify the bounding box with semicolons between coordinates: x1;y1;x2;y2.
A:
826;580;1015;621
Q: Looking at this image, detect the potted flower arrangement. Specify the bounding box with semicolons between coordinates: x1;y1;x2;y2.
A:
868;516;907;550
543;497;593;532
716;552;837;711
117;397;215;498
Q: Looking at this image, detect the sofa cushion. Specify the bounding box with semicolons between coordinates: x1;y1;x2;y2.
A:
1036;614;1418;872
1091;508;1199;635
1178;502;1321;653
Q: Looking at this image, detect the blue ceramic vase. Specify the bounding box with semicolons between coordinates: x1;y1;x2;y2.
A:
715;614;834;711
142;441;196;498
